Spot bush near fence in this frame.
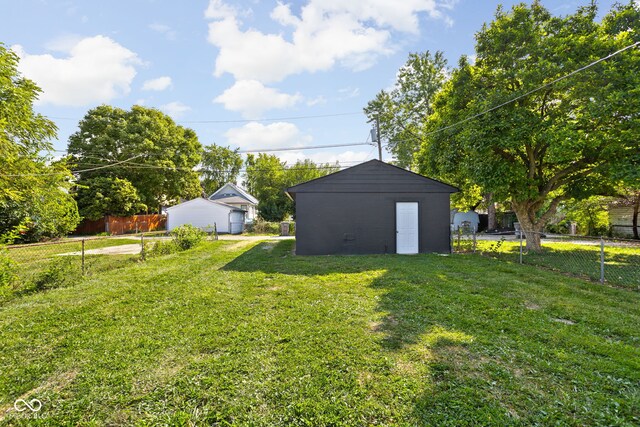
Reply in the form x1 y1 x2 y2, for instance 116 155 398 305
452 229 640 290
245 220 295 235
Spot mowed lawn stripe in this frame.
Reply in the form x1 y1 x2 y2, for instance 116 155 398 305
1 239 639 425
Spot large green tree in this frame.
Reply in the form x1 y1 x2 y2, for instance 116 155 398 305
364 51 448 168
244 155 339 221
418 2 640 250
68 105 202 212
200 145 243 196
75 177 146 221
244 154 288 221
0 44 80 242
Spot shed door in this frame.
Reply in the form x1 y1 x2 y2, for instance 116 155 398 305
396 202 419 254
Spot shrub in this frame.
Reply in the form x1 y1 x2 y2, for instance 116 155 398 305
246 220 280 235
33 257 79 291
0 249 17 298
171 224 206 250
145 240 179 258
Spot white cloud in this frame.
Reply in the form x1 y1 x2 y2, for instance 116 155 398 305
214 80 302 118
306 95 326 106
338 86 360 99
149 23 177 40
205 0 457 83
204 0 237 19
142 76 172 91
13 35 140 107
160 101 191 118
224 122 312 151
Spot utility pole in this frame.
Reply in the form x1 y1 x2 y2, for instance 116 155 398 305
369 116 382 161
375 116 382 161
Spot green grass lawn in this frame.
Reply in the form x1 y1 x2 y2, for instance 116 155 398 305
1 240 639 425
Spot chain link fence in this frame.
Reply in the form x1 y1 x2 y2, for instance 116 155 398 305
2 232 171 297
452 228 640 290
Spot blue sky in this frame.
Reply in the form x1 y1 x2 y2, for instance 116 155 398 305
2 0 621 166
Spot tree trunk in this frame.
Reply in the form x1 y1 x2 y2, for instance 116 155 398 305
486 193 497 230
511 201 545 252
633 194 639 240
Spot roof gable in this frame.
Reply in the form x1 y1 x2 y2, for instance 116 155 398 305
209 182 258 205
287 160 458 197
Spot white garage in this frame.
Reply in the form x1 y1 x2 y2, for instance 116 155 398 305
166 198 246 234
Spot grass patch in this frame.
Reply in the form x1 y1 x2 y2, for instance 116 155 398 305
1 240 639 425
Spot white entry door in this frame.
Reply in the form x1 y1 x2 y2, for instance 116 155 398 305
396 202 419 254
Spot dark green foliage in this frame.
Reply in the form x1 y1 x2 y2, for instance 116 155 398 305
0 44 80 242
244 155 338 221
200 145 243 196
364 51 448 168
417 2 640 250
68 105 202 211
75 176 146 220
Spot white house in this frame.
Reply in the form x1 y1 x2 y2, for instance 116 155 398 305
166 198 245 234
208 183 258 223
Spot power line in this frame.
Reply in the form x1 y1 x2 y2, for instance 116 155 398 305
52 141 375 156
238 142 373 153
421 41 640 138
47 111 364 124
2 158 369 177
0 154 145 177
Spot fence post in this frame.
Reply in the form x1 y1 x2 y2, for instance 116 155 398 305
457 227 461 252
519 230 523 264
600 237 605 285
81 238 86 276
472 228 477 253
141 233 145 258
214 222 218 240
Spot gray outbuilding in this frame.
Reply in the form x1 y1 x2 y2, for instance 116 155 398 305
286 159 458 255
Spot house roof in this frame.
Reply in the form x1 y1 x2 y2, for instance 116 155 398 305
209 182 258 205
286 159 459 199
212 195 254 205
166 197 246 212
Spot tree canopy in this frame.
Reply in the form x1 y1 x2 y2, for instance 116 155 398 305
0 44 80 242
68 105 202 212
244 155 339 221
417 2 640 249
75 177 146 221
200 145 243 196
364 51 448 168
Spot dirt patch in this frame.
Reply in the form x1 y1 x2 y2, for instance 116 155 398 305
525 302 541 310
552 318 576 325
222 240 256 252
261 242 277 251
59 244 141 256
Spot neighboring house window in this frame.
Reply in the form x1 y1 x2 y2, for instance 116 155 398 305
241 205 247 211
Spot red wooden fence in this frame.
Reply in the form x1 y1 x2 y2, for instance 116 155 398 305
74 214 166 235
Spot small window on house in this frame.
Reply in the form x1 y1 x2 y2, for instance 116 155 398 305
241 204 247 211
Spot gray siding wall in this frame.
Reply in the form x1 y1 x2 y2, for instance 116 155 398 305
295 192 451 255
